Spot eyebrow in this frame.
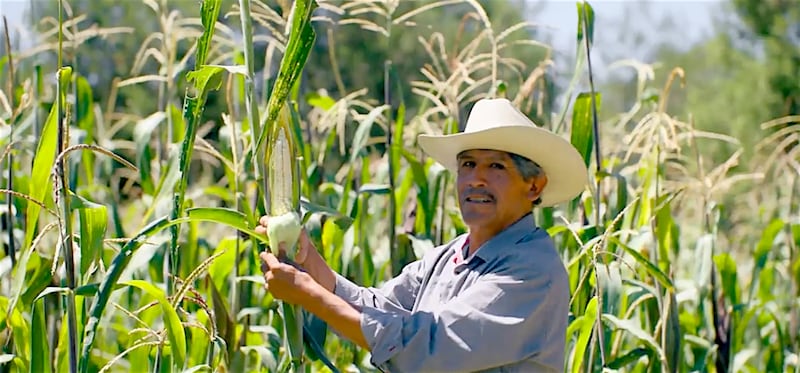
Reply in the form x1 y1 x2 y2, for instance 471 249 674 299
457 153 508 162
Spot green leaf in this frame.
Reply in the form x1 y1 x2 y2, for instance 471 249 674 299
208 275 235 360
133 112 167 195
75 75 96 185
655 195 677 269
205 64 248 76
358 183 392 195
72 193 108 284
281 302 304 371
570 92 600 168
662 291 682 372
570 295 597 373
255 0 318 152
120 280 186 369
195 0 222 68
602 314 665 363
185 65 226 100
349 105 389 164
80 216 175 373
300 198 354 230
0 296 31 370
609 236 674 290
30 300 51 373
305 92 336 111
183 365 212 373
302 315 338 372
596 262 622 316
185 207 266 242
75 283 101 297
713 253 739 306
606 348 650 369
754 218 782 271
576 1 595 49
11 79 61 317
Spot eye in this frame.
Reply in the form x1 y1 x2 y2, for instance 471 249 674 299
490 162 506 170
460 160 475 168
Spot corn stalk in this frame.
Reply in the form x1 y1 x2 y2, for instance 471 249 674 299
250 0 322 370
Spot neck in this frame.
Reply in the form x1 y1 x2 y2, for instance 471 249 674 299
466 212 531 255
465 231 493 256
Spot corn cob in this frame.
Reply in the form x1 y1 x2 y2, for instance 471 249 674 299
266 122 302 258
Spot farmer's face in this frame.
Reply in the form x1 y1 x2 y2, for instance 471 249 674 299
456 149 545 235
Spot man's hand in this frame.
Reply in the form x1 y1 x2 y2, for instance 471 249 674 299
254 215 314 265
260 246 314 305
260 245 370 350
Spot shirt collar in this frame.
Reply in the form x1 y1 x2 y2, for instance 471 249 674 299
455 212 538 264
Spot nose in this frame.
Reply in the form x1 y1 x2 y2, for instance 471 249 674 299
464 166 488 187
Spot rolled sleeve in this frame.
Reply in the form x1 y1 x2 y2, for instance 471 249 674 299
360 268 569 372
333 273 366 305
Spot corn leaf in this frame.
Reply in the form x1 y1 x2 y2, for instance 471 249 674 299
609 236 674 290
120 280 186 369
9 74 61 317
300 197 354 230
606 348 650 369
195 0 222 68
713 253 740 307
0 296 31 370
71 193 108 285
75 76 95 186
662 290 682 373
576 1 595 49
255 0 318 152
349 105 389 164
569 295 597 373
80 216 174 373
602 313 665 363
133 112 166 195
570 92 599 168
29 300 51 373
185 207 265 242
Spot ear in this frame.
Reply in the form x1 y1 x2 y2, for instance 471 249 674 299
527 174 548 202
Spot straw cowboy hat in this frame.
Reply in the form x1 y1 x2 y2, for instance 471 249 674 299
417 98 588 207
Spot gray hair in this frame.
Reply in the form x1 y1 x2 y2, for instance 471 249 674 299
508 153 545 206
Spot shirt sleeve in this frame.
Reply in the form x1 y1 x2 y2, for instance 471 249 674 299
360 267 569 372
333 258 424 314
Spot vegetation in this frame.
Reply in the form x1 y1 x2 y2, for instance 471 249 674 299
0 0 798 372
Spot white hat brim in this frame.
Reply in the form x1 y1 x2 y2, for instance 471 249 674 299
417 125 588 207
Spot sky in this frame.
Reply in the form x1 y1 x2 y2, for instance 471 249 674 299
526 0 724 80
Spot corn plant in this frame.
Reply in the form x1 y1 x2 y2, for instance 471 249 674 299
1 0 799 372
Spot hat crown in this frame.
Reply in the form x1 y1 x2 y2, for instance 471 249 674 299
464 98 538 133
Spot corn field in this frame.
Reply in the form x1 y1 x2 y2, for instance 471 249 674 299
0 0 798 372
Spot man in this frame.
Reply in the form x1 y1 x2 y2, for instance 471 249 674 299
256 98 588 372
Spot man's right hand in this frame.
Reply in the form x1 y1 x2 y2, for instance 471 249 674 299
254 215 337 293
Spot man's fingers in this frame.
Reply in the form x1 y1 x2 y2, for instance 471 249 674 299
254 226 266 235
259 255 269 273
260 251 281 270
259 215 270 227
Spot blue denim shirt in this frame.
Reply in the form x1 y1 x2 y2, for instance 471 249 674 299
333 213 570 372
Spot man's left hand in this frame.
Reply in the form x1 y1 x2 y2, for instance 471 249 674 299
260 246 315 305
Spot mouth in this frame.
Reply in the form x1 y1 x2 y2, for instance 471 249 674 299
465 195 494 204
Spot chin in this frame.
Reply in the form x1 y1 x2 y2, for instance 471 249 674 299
461 212 492 227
